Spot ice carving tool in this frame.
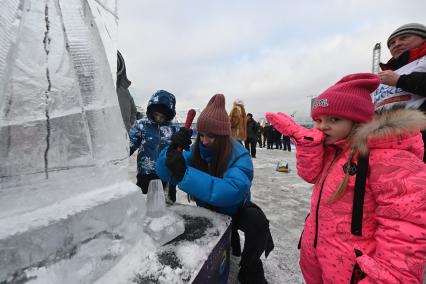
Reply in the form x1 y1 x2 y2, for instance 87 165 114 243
165 109 196 204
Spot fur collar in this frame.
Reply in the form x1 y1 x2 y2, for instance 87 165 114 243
353 109 426 156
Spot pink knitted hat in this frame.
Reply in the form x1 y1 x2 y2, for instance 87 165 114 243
311 73 379 123
197 94 231 136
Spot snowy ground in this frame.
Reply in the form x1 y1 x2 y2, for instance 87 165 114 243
129 146 312 283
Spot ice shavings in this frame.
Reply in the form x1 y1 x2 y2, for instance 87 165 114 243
143 213 185 246
176 243 208 270
148 214 179 232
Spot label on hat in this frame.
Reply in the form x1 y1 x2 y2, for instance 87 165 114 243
312 99 329 110
373 55 426 111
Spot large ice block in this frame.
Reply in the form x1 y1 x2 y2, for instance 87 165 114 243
0 0 127 211
0 0 141 282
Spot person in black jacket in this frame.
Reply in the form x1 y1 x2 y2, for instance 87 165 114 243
282 135 291 152
374 23 426 162
263 123 274 149
245 113 258 158
117 50 137 131
274 129 282 149
256 122 263 148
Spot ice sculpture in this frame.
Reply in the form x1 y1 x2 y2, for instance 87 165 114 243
143 180 185 245
0 0 144 282
146 179 168 217
0 0 127 215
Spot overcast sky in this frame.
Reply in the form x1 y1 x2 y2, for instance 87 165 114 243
117 1 425 121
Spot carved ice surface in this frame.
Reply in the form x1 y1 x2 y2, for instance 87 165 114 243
0 0 127 220
144 180 185 246
146 179 167 217
0 0 143 282
143 213 185 246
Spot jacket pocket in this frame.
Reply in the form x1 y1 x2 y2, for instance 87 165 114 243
350 249 366 284
297 213 310 249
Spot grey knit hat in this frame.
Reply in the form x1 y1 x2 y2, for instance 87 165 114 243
387 23 426 47
197 94 231 136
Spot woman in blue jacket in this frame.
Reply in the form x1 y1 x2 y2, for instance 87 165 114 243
156 94 274 284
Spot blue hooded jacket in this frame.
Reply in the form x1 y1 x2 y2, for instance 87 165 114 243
156 139 253 216
129 90 178 175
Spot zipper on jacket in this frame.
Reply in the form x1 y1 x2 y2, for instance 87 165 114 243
155 124 161 160
313 146 339 248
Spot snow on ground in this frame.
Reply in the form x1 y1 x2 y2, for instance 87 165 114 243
246 147 311 284
129 145 312 283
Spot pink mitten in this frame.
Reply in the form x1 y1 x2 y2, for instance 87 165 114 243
265 112 325 146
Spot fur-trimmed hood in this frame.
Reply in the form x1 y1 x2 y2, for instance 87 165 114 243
353 109 426 158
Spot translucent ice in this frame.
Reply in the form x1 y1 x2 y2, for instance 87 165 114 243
0 0 141 282
143 180 185 246
146 179 167 218
0 0 128 217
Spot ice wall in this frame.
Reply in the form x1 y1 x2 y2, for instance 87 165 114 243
0 0 143 282
0 0 127 216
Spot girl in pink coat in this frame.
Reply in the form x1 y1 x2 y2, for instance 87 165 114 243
266 73 426 283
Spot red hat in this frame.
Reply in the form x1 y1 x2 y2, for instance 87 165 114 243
311 73 379 123
197 94 231 136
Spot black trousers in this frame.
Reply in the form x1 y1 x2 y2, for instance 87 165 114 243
244 137 257 157
232 203 274 280
266 139 273 149
282 136 291 152
257 136 263 148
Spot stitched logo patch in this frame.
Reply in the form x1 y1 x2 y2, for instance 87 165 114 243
312 99 328 110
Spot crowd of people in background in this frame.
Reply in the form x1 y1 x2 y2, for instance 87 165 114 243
260 123 292 152
229 100 293 157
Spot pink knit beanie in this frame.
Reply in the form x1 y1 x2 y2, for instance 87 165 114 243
197 94 231 136
311 73 379 123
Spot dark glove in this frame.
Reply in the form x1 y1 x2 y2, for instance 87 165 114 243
166 147 187 181
136 173 158 194
171 127 193 150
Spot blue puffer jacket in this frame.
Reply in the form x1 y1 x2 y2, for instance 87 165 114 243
129 90 178 175
156 139 253 216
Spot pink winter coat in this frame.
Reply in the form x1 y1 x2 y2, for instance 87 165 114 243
297 109 426 283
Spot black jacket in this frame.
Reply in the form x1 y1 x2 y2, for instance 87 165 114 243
246 119 258 139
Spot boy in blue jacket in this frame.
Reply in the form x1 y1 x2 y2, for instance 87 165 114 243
129 90 178 202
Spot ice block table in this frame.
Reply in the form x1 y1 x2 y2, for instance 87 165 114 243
96 203 232 284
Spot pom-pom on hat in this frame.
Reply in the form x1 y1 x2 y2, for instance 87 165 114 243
387 23 426 47
197 94 231 136
311 73 379 123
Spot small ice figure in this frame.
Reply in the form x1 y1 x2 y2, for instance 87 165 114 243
146 179 167 217
143 180 185 246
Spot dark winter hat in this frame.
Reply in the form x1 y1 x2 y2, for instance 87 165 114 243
387 23 426 47
197 94 231 136
311 73 379 123
247 113 253 118
147 90 176 121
